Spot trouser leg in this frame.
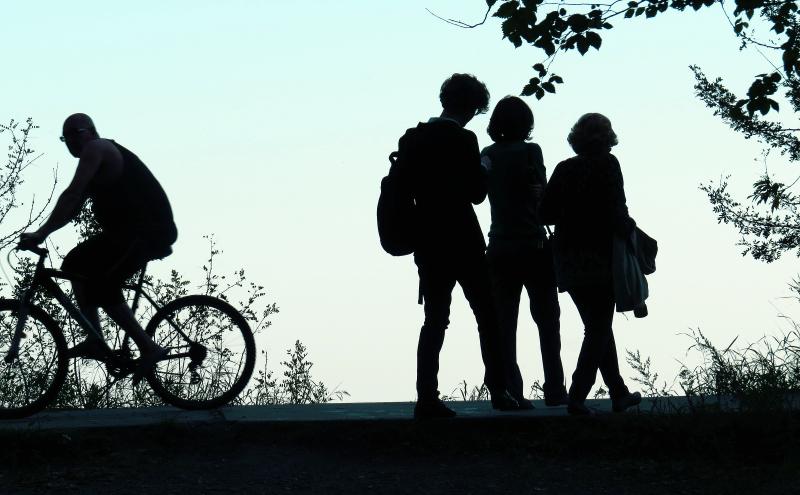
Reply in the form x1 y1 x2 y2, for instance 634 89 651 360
458 254 505 394
598 330 628 400
526 247 565 398
567 284 626 403
416 264 456 400
488 250 524 398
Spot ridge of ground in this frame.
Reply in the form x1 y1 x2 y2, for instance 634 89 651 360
1 400 798 494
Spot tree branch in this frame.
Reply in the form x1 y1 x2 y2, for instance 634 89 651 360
425 5 492 29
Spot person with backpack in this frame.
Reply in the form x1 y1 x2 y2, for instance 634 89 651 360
382 73 517 419
481 96 569 409
538 113 642 415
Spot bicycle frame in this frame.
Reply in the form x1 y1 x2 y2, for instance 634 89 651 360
5 247 114 362
6 248 141 361
0 246 254 414
5 246 199 368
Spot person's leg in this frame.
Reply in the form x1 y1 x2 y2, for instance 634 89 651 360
103 303 162 355
61 239 106 357
91 237 164 358
525 246 567 403
598 329 629 400
566 284 615 405
457 253 508 398
487 244 525 399
570 284 635 409
71 281 103 340
416 262 456 401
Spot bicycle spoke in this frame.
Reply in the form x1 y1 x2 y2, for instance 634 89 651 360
145 296 254 409
0 303 66 416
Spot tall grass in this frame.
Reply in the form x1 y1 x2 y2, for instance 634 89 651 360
444 325 800 414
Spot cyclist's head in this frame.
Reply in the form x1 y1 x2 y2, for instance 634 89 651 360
61 113 99 158
439 73 490 126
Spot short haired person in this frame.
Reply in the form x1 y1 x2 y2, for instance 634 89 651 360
538 113 641 414
397 74 517 419
19 114 177 381
481 96 569 409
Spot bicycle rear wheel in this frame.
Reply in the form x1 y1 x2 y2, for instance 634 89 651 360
145 295 255 409
0 299 68 419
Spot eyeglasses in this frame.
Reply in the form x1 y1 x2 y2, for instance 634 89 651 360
59 128 91 142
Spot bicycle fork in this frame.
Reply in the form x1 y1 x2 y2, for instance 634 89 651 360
4 295 31 364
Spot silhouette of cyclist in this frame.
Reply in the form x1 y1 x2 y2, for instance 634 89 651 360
19 113 177 380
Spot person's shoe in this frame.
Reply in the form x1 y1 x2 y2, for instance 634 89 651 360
544 390 570 407
491 390 519 411
66 339 107 361
414 396 456 419
567 401 596 416
513 396 535 410
131 346 169 386
611 391 642 413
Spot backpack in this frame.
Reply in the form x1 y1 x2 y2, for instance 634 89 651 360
377 148 416 256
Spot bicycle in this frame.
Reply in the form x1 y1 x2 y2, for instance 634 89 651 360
0 245 256 419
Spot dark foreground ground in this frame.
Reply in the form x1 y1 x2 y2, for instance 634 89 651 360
3 411 799 494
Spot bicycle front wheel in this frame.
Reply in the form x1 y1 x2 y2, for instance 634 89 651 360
145 295 255 409
0 299 68 419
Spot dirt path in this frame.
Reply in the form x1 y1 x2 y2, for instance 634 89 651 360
4 414 798 494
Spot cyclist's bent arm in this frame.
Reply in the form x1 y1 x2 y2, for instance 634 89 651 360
35 142 104 239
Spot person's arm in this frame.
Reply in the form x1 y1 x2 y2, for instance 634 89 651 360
480 145 493 172
609 154 636 236
528 143 546 200
466 132 487 205
537 160 567 225
26 141 104 242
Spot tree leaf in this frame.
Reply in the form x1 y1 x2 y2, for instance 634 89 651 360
586 31 602 49
567 14 590 33
576 36 590 55
522 82 538 97
494 1 519 18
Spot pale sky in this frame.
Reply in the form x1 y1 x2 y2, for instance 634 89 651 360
2 1 798 401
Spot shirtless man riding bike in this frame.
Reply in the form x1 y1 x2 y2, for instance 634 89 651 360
19 113 177 381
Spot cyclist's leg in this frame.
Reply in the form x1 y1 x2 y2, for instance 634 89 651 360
71 281 102 339
62 239 106 356
104 303 162 355
96 238 166 358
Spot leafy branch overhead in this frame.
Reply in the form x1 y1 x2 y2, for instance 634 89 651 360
446 0 800 111
427 0 800 261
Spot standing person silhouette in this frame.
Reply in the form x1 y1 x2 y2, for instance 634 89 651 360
397 74 517 419
19 113 177 382
538 113 641 414
482 96 569 409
